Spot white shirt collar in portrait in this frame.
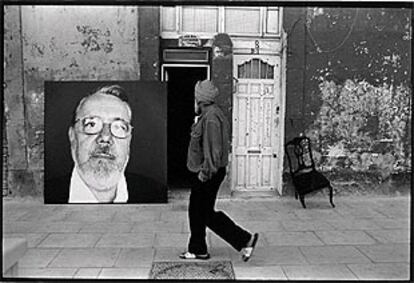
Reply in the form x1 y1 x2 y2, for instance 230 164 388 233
69 166 128 203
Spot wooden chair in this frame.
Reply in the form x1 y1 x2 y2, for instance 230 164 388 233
285 136 335 208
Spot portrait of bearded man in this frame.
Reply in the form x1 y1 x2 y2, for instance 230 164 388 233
45 84 166 204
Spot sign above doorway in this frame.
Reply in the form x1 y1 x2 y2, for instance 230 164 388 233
178 34 202 47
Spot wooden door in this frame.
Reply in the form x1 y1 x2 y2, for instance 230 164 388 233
232 55 283 194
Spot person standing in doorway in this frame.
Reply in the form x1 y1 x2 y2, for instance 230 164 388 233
179 80 258 261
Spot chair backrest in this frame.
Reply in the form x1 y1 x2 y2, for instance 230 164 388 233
285 136 316 176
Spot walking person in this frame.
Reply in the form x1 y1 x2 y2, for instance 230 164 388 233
179 80 258 261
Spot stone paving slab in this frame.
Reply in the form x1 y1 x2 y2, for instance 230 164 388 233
280 219 335 231
130 220 184 233
48 248 120 268
3 222 39 233
299 246 372 264
3 233 48 248
159 211 187 222
292 208 341 220
153 247 186 262
347 263 410 280
38 233 102 248
230 246 308 266
18 248 61 268
355 244 410 263
73 267 101 279
111 210 161 222
98 267 150 279
372 217 410 229
95 233 154 248
324 218 382 230
2 208 34 221
334 207 389 219
264 231 325 246
208 231 233 248
234 265 287 280
315 230 377 245
351 200 410 219
32 222 84 233
65 211 115 222
79 222 134 233
207 247 232 260
154 232 189 248
365 229 410 244
115 248 154 267
17 209 70 222
16 268 77 278
247 210 284 221
264 211 302 221
57 205 135 217
282 264 357 280
237 220 285 232
380 208 411 218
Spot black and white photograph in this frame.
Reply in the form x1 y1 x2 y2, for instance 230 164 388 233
2 2 411 280
44 81 168 204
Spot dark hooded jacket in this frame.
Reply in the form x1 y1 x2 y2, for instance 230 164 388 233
187 104 229 180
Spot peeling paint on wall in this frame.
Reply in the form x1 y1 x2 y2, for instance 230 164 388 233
20 5 140 171
76 25 114 53
284 7 411 194
305 79 411 179
306 8 411 86
3 6 140 197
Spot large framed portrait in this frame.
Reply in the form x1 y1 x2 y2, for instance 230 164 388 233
44 81 168 204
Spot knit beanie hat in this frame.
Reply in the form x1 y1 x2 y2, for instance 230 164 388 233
194 80 218 104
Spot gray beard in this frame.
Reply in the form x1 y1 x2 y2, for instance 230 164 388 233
78 158 124 192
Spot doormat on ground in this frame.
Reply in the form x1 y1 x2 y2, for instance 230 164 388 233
149 261 235 279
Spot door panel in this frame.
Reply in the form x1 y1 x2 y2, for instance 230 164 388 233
232 55 282 193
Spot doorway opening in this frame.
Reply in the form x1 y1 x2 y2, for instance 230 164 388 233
163 66 209 189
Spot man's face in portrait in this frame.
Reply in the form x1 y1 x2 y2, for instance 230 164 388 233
69 93 132 191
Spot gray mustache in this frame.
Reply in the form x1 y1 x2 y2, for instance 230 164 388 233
90 146 116 159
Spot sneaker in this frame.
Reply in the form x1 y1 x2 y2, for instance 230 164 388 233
179 251 210 260
241 233 259 262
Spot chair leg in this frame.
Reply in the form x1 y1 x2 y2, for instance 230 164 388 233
294 191 298 199
299 194 306 208
328 185 335 208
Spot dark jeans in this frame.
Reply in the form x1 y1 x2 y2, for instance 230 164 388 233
188 167 252 254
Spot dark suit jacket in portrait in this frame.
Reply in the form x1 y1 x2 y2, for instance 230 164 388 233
45 172 167 204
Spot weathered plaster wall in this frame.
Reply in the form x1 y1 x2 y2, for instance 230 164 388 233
4 6 140 197
138 6 160 80
283 7 412 195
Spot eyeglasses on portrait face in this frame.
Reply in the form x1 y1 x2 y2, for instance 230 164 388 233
74 116 133 139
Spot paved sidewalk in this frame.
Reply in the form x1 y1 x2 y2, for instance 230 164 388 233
2 195 411 280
